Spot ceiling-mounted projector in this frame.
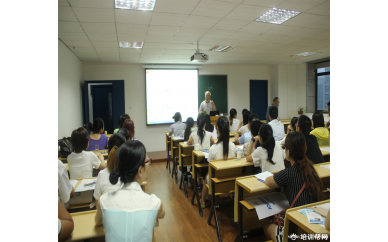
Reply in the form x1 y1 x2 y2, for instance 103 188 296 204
191 41 209 63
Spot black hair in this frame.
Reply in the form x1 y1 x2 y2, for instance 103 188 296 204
273 97 279 102
117 128 130 141
290 117 299 132
298 115 313 136
248 113 260 123
88 118 104 134
216 116 230 160
229 108 237 126
204 114 214 133
268 106 278 120
108 134 126 153
107 134 126 172
197 113 206 144
109 140 147 185
258 124 276 165
312 112 325 128
71 127 89 153
172 112 181 122
243 111 251 126
250 120 263 149
184 117 195 141
118 114 130 129
242 109 248 116
327 101 330 107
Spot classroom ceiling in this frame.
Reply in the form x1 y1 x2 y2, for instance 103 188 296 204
58 0 330 65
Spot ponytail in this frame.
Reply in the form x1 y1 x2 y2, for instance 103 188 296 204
107 146 119 173
229 108 237 126
197 114 206 144
216 116 230 160
89 118 104 134
184 117 194 141
258 124 276 165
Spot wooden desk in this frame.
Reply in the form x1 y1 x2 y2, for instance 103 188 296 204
230 131 237 137
283 200 330 240
211 116 220 127
166 132 172 173
191 150 206 216
170 136 184 183
235 162 330 241
68 178 96 210
179 142 194 197
66 210 158 242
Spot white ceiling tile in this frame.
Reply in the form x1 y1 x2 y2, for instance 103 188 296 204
241 41 267 48
142 42 170 48
115 9 153 24
238 22 273 33
306 16 329 30
212 18 252 31
58 6 78 22
119 48 143 55
250 34 280 42
286 28 323 38
166 43 196 50
87 33 118 42
72 47 97 54
98 53 120 58
312 47 329 52
95 48 119 53
175 27 209 37
63 40 94 48
306 39 329 48
202 29 235 38
116 23 149 34
197 38 223 45
153 0 200 14
270 36 303 44
281 13 328 28
162 49 193 54
308 30 329 40
121 59 140 63
79 57 101 62
72 8 115 22
75 52 100 59
117 34 146 42
217 39 247 46
68 0 114 8
100 57 121 62
182 15 222 28
241 0 285 7
159 54 182 59
276 0 326 12
59 32 89 41
227 31 260 40
80 22 116 34
59 0 70 6
120 53 141 59
288 38 322 46
147 25 180 36
145 35 173 43
139 53 160 58
150 13 189 26
170 36 199 44
225 4 271 21
92 42 119 48
141 48 165 53
262 25 301 35
215 0 245 3
191 0 239 18
58 21 84 33
305 0 330 15
198 44 215 50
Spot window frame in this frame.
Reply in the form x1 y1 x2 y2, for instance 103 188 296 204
315 68 330 112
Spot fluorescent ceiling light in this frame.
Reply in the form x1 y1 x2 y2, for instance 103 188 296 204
255 8 301 24
292 52 320 57
209 46 235 52
115 0 156 11
119 41 144 48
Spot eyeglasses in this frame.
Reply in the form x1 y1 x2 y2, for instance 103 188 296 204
145 157 151 165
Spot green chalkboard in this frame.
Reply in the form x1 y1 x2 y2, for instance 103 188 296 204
198 75 228 114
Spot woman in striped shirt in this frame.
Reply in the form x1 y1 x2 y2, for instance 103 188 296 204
263 132 323 242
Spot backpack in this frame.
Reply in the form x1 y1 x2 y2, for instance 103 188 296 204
58 137 73 158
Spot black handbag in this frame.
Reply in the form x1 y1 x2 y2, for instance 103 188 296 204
58 137 73 158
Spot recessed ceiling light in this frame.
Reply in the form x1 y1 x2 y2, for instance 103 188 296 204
115 0 156 11
292 52 320 57
255 8 301 24
119 41 144 48
209 46 235 52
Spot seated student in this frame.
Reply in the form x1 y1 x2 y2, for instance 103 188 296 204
297 115 324 164
122 119 139 141
114 114 130 134
310 112 330 147
237 109 249 131
87 118 108 151
95 141 165 241
229 108 240 132
94 134 126 203
268 106 285 141
58 200 74 242
235 113 260 145
280 117 299 145
246 123 285 173
199 116 236 208
169 112 185 137
204 114 217 140
117 128 130 141
187 113 215 149
238 111 251 135
58 160 75 208
325 101 330 132
67 127 106 179
183 117 195 142
263 132 323 242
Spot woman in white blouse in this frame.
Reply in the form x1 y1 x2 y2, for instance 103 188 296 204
187 113 215 149
95 141 165 241
229 108 240 132
93 133 126 203
246 122 285 174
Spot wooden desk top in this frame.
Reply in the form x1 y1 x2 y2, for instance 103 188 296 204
320 146 330 156
230 131 237 137
209 158 252 171
286 200 330 235
237 162 330 193
193 150 205 158
171 136 184 142
179 142 194 148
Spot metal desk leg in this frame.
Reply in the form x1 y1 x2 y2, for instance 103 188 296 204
195 165 203 217
209 167 222 242
238 185 244 242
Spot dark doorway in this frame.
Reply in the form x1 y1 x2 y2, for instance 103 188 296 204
91 85 113 133
249 80 268 121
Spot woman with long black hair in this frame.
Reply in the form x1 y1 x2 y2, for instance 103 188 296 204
187 113 214 149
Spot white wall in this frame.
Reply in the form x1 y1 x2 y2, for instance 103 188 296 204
83 63 271 152
58 40 84 139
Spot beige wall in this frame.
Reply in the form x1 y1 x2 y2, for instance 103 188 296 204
58 40 84 139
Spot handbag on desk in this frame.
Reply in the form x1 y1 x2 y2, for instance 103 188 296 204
273 182 306 228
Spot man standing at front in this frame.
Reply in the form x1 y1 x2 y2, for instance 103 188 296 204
199 91 217 114
266 97 280 123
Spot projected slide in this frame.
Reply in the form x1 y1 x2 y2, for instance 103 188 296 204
146 69 198 125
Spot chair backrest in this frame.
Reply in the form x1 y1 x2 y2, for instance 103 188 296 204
102 209 158 242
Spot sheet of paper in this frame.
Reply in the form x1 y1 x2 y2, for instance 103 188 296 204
298 208 326 225
184 141 194 146
254 171 274 183
315 203 330 211
305 208 324 224
236 145 243 151
320 164 330 169
320 147 330 152
75 179 96 192
70 180 78 187
172 136 183 140
245 192 289 219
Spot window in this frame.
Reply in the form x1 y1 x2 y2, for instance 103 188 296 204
316 67 330 112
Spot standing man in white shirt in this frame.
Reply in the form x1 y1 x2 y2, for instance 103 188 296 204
199 91 217 114
268 106 285 141
265 97 280 123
